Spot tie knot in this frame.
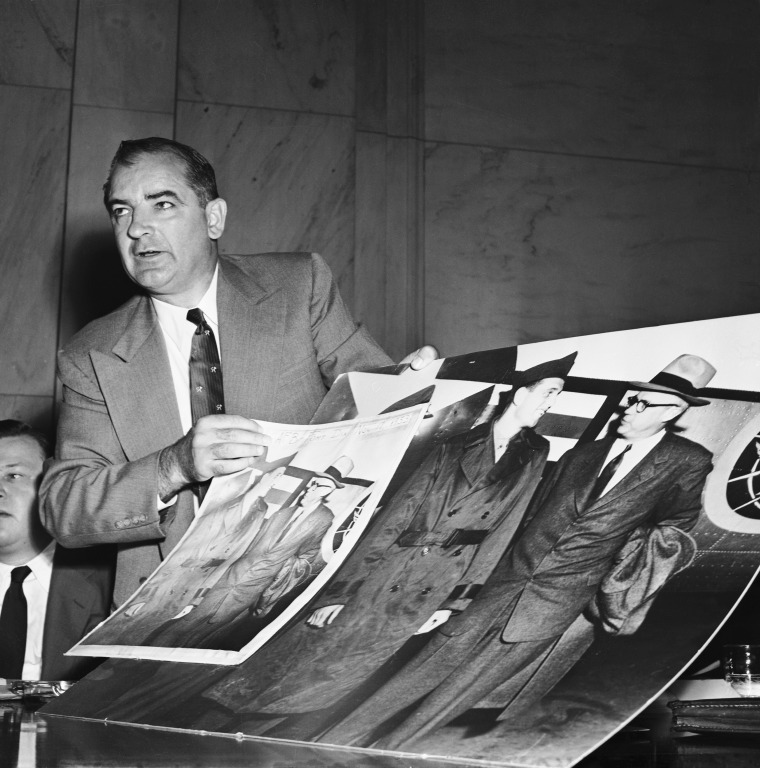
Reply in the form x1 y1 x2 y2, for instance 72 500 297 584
10 566 31 584
186 307 205 330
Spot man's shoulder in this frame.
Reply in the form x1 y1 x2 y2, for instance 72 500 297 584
220 252 327 286
61 295 144 359
661 431 713 463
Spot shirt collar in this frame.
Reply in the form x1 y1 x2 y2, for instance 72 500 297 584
0 540 55 587
613 428 667 456
151 264 220 330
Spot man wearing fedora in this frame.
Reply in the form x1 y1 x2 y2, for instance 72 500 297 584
197 352 577 737
324 354 716 749
144 457 352 650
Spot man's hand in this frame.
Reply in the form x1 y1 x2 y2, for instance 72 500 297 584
158 415 270 500
400 344 439 371
306 604 345 627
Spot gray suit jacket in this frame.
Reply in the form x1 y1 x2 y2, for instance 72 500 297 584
41 253 391 604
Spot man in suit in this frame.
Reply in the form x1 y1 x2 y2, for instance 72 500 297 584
39 137 433 606
198 353 577 737
322 354 716 749
0 420 113 681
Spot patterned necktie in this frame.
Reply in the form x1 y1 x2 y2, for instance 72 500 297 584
0 565 32 679
587 444 632 508
187 308 225 501
186 308 225 424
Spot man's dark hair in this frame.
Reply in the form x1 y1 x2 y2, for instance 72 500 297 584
102 137 220 209
0 420 50 458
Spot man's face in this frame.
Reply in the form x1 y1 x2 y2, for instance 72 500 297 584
512 377 565 428
616 390 687 441
0 436 45 563
302 478 337 506
107 153 226 307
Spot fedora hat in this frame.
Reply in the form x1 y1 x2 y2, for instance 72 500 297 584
511 352 578 389
312 455 354 488
629 354 716 406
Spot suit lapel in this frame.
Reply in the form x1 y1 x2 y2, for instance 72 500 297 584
593 432 670 508
91 296 183 460
573 435 617 513
218 258 285 421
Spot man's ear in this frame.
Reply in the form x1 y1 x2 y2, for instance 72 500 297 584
205 198 227 240
511 386 527 406
663 402 688 425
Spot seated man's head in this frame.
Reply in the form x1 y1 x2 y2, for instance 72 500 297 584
0 420 51 566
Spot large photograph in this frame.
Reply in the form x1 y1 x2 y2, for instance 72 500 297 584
46 313 760 768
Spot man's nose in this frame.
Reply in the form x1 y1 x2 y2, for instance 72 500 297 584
127 209 153 239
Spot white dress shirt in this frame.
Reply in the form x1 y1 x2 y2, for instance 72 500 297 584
151 266 221 435
597 430 667 497
0 541 56 680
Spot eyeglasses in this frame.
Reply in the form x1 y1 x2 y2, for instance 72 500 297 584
625 396 675 413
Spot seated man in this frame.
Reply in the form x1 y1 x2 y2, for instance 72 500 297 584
0 420 113 681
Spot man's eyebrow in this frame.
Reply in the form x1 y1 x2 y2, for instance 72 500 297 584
145 190 182 202
107 190 182 209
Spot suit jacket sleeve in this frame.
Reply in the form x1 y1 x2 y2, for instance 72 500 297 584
40 347 167 548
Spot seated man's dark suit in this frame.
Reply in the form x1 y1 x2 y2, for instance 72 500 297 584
40 253 391 605
41 545 114 680
324 430 712 749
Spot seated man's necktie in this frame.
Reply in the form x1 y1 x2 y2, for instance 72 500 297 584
0 565 32 679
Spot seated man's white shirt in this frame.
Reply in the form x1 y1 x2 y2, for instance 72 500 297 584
151 267 220 513
0 541 55 680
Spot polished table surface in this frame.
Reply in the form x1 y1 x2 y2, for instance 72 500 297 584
3 696 760 768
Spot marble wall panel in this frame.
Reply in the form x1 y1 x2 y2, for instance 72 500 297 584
74 0 178 112
0 0 76 89
0 396 55 440
176 102 356 304
424 0 760 169
60 106 175 343
0 85 69 397
424 143 760 356
178 0 354 116
355 132 424 359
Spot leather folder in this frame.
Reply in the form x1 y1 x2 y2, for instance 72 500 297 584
668 698 760 734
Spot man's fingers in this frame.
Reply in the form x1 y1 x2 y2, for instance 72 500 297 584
205 439 269 460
